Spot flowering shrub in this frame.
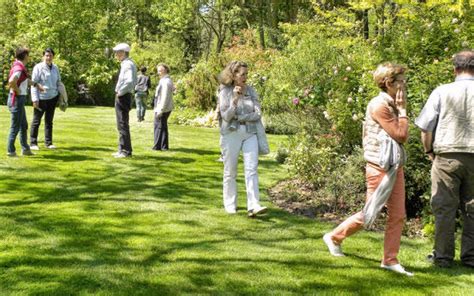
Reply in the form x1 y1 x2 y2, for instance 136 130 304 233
266 3 472 228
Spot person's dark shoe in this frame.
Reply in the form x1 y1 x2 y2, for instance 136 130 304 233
427 252 453 268
22 149 35 156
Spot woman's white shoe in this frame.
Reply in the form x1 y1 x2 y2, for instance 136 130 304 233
380 263 414 276
323 233 345 257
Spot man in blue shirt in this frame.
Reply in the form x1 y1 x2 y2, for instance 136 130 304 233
30 48 61 150
112 43 137 158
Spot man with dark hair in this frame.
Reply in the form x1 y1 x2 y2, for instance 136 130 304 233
134 66 151 122
415 50 474 268
7 47 44 157
112 43 137 158
30 47 61 150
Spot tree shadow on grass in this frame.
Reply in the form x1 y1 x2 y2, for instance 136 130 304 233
0 142 472 294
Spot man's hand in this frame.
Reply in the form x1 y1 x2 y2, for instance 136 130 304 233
33 101 39 109
36 84 45 92
427 152 435 162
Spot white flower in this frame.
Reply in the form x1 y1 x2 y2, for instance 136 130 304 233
433 59 439 64
427 22 433 29
452 18 459 24
462 41 469 47
323 111 331 120
444 47 449 52
347 97 353 103
352 114 359 121
404 31 410 36
334 69 338 75
346 66 352 72
358 87 364 93
454 28 460 34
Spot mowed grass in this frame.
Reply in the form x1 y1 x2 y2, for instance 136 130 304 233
0 106 472 295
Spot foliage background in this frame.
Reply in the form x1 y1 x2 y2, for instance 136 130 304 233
1 0 473 233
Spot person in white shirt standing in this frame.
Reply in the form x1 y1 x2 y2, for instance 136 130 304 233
152 63 174 151
218 61 267 217
112 43 137 158
7 47 44 157
30 48 61 150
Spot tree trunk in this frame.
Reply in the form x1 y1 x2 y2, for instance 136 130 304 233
355 9 369 39
258 0 266 48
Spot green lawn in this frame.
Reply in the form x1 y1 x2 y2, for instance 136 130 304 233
0 106 472 295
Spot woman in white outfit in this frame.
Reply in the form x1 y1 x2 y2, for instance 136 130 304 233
218 61 267 217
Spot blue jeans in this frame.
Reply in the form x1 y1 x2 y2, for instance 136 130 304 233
7 94 30 153
135 92 147 121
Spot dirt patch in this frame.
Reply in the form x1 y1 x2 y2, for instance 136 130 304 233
268 179 424 238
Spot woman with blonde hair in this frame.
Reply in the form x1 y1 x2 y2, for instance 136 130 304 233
323 63 413 276
218 61 267 217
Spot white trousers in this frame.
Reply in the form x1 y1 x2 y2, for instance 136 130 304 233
221 125 260 212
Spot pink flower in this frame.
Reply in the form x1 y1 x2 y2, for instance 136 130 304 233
292 97 300 105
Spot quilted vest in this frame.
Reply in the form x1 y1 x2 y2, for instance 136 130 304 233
363 92 398 165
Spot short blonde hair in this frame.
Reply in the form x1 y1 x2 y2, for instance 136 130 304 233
218 61 248 86
373 63 406 91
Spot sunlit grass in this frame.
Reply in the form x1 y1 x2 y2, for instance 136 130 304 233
0 106 472 295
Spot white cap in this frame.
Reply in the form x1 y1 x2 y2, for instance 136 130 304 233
113 43 131 52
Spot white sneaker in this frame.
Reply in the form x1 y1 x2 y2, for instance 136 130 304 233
323 233 345 257
30 145 40 151
114 152 130 158
248 206 268 217
47 145 56 149
380 263 414 277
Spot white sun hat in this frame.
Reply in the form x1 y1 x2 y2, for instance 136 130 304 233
113 43 131 52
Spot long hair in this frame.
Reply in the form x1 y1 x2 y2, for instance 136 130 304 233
218 61 248 86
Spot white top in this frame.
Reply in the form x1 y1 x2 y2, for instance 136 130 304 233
10 71 29 95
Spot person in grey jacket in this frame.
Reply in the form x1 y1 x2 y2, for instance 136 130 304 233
153 63 174 151
30 48 61 150
415 50 474 268
112 43 137 158
218 61 267 217
135 66 151 122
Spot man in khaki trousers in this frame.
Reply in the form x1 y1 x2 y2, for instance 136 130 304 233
415 50 474 268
